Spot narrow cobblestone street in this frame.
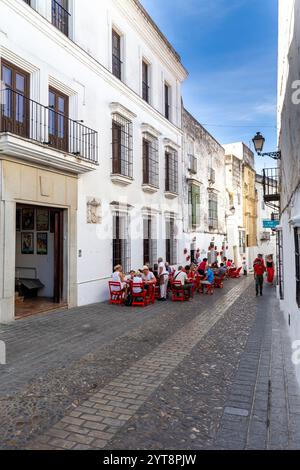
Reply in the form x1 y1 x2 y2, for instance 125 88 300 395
0 276 299 450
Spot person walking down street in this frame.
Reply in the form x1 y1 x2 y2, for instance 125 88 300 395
266 255 275 286
242 257 248 276
157 257 169 301
253 254 266 297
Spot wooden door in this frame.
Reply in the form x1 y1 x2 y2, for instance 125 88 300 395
1 60 30 137
49 87 69 152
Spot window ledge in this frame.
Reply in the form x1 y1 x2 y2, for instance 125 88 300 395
111 174 134 186
142 184 159 194
165 191 178 199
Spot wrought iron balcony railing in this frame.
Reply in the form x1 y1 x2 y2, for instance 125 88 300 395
0 88 98 164
262 168 280 211
52 0 70 37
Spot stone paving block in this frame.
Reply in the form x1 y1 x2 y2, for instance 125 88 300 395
80 414 106 423
48 438 75 450
65 425 90 436
82 421 107 431
92 439 107 449
61 416 85 427
68 434 94 445
45 428 70 439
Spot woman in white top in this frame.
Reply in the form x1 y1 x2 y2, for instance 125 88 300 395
111 265 126 292
157 257 169 301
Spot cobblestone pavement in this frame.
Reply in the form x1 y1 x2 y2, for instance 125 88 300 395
1 276 299 450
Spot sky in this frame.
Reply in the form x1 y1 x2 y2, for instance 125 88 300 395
140 0 278 172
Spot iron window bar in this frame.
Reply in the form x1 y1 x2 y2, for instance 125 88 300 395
142 81 150 103
52 0 70 37
112 54 122 80
0 88 98 164
143 137 159 188
262 168 280 211
165 149 178 194
112 113 133 178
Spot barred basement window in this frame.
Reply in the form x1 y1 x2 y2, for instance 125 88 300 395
113 211 130 273
143 216 157 267
188 184 200 229
112 114 133 178
166 218 177 265
112 30 122 80
208 192 218 230
143 137 159 188
165 149 178 193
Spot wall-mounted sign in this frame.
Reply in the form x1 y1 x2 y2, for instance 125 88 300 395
263 220 280 229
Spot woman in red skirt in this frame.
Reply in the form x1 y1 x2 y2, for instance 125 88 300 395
266 255 275 286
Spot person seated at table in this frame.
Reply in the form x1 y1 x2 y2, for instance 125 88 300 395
217 263 227 277
188 264 197 279
126 270 136 282
226 259 232 268
173 266 193 299
111 265 127 292
211 262 219 269
142 265 156 288
200 266 214 293
198 258 208 275
132 272 143 294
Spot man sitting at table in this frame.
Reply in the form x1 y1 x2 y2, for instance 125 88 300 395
111 265 127 292
142 266 156 289
173 266 193 299
132 272 143 294
217 263 227 277
200 266 215 293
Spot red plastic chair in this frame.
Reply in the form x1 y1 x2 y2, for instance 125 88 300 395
231 267 242 278
171 280 186 302
214 275 225 289
108 281 124 305
132 283 148 307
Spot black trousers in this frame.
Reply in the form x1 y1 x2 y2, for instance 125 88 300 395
255 275 264 295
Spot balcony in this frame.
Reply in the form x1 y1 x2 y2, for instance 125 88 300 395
262 168 280 211
52 0 70 37
0 88 98 174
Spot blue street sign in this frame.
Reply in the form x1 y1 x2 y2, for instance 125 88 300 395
263 220 280 229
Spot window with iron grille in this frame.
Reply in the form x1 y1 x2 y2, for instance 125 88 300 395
277 229 284 300
143 136 159 188
239 230 246 254
142 61 150 103
112 211 130 273
52 0 70 37
165 149 178 194
112 114 133 178
143 216 157 267
112 30 122 80
295 228 300 307
166 218 177 265
188 184 200 229
164 83 170 120
208 192 218 230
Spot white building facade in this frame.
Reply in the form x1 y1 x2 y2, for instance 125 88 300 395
182 109 227 265
223 142 257 269
0 0 187 322
277 0 300 385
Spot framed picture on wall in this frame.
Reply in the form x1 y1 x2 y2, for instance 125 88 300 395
16 209 21 231
21 232 34 255
37 233 48 255
22 208 35 230
36 208 49 231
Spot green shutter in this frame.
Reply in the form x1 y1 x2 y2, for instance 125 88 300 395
191 185 200 228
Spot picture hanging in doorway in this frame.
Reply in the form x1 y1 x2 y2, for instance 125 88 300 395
16 209 21 231
36 208 49 231
37 233 48 255
21 232 34 254
22 208 35 230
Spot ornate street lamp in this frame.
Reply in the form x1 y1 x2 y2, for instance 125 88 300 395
252 132 281 160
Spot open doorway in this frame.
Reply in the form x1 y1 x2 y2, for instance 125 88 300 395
15 204 67 319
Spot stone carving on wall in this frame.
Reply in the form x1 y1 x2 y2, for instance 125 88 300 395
87 197 101 224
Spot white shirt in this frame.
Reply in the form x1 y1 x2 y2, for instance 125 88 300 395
111 271 123 291
142 272 155 282
132 276 143 293
174 270 187 286
158 262 168 276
